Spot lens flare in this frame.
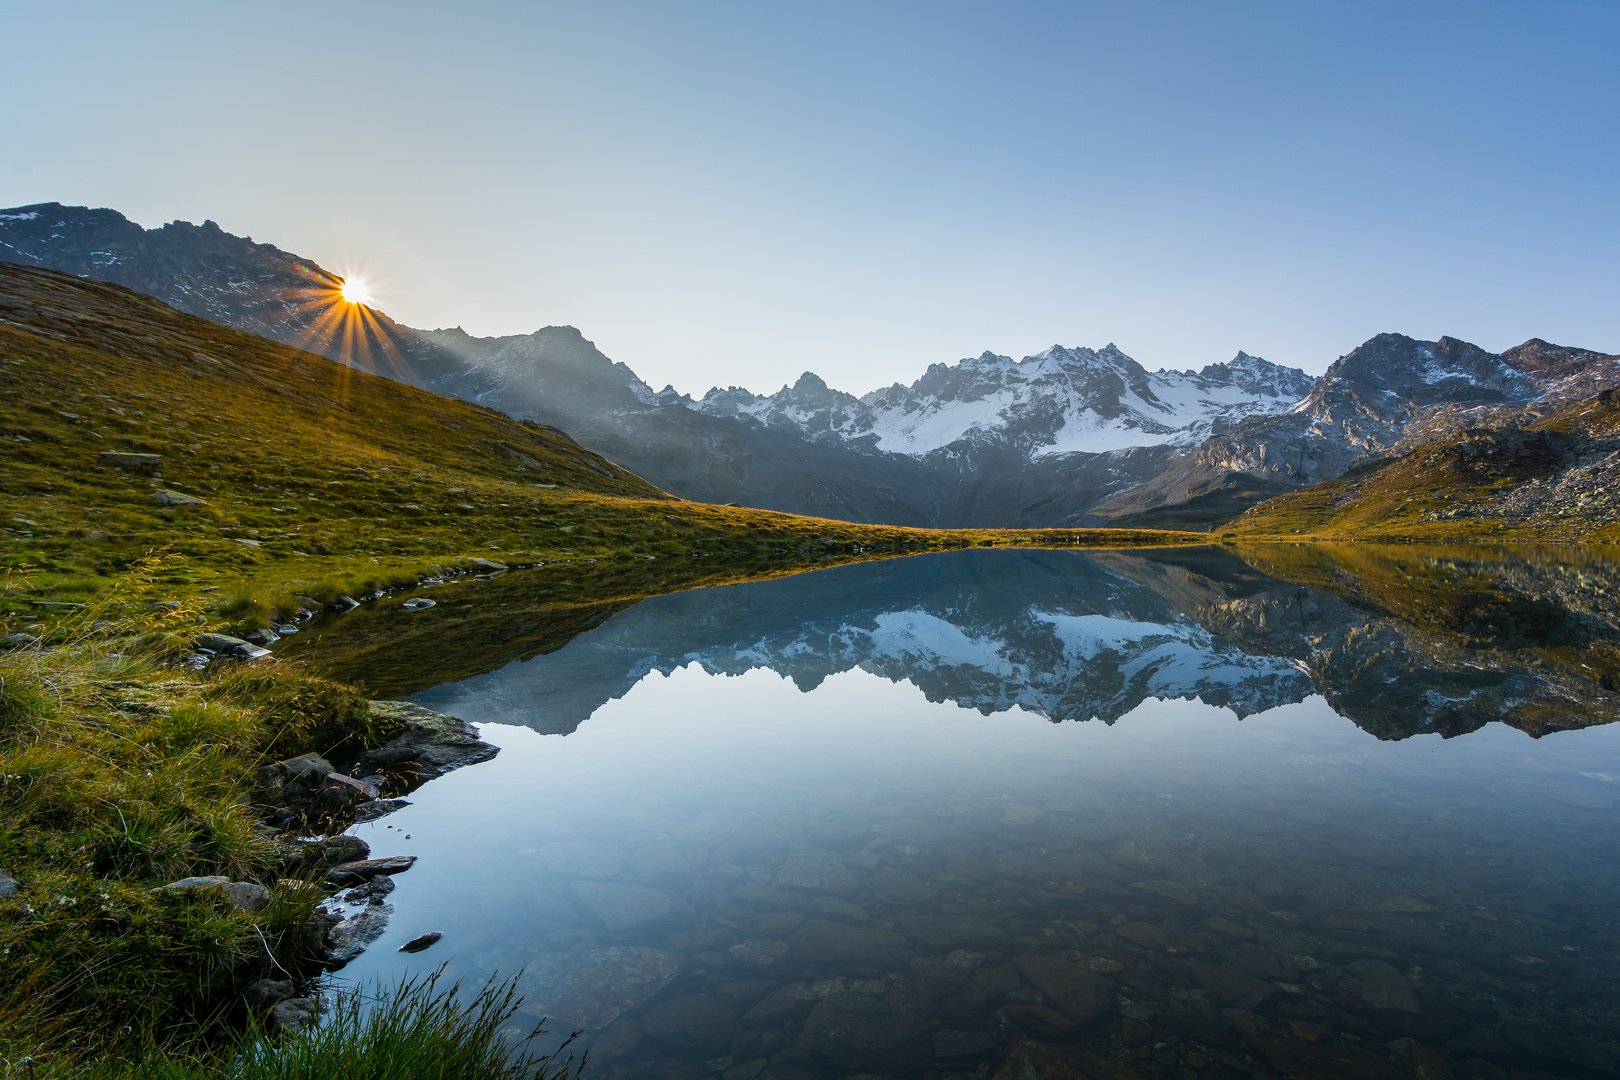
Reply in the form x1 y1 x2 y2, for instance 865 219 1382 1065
340 278 371 306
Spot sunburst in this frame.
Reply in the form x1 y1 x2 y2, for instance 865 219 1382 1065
263 264 419 395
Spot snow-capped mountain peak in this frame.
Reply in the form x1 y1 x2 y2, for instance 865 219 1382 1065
691 343 1314 459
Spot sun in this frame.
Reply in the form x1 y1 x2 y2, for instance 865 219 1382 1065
339 278 371 306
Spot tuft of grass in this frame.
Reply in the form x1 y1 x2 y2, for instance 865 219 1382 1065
12 970 584 1080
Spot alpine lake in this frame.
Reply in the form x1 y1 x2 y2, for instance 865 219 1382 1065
278 544 1620 1080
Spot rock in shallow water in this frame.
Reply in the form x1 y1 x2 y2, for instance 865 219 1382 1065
641 993 738 1053
788 920 908 970
796 991 933 1074
518 945 685 1029
568 880 690 933
775 846 858 894
327 904 394 964
1014 954 1113 1025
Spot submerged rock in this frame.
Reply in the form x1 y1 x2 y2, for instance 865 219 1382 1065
568 880 690 933
796 991 932 1074
1014 954 1113 1025
775 846 858 894
787 920 908 970
518 946 685 1030
641 993 738 1053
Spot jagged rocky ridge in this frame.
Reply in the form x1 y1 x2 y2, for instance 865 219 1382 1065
9 203 1617 529
1096 334 1620 529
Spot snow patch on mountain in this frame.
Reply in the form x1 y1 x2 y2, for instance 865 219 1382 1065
691 344 1314 460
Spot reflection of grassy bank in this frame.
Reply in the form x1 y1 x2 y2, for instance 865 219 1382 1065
1231 541 1620 704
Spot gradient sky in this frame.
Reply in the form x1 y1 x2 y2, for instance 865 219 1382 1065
4 2 1617 395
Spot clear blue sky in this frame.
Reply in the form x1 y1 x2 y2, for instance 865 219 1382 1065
4 1 1617 394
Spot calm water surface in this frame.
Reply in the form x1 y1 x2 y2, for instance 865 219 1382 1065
321 547 1620 1080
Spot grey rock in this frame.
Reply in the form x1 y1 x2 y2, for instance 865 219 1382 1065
85 529 110 542
319 772 380 807
1014 954 1113 1025
242 627 279 646
517 945 685 1030
310 834 369 864
151 875 231 894
899 913 1009 947
0 869 19 898
193 632 269 660
1163 999 1234 1045
869 868 938 906
787 920 908 970
271 623 299 634
326 856 417 884
353 798 412 823
152 488 206 507
729 938 791 967
740 982 822 1026
399 931 443 953
243 979 296 1009
932 1029 997 1059
568 880 689 933
813 895 869 922
541 927 600 953
775 847 857 894
641 993 738 1053
344 875 397 905
261 752 335 798
98 451 162 470
221 882 271 913
401 597 436 610
756 910 805 936
355 701 499 788
1186 961 1275 1011
327 903 394 963
269 997 318 1032
0 633 40 649
714 979 779 1011
796 992 932 1074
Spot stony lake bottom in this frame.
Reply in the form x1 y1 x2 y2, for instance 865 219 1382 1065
293 546 1620 1080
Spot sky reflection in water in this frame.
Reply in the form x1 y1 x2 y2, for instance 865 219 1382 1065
333 549 1620 1080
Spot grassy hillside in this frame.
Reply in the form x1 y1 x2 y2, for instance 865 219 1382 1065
0 263 1203 635
1227 390 1620 543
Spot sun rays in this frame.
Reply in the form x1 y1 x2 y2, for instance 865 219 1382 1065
267 263 419 398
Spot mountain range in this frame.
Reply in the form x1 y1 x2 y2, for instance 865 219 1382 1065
5 202 1617 529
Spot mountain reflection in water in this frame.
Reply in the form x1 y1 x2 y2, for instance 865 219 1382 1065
406 545 1620 742
320 546 1620 1080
